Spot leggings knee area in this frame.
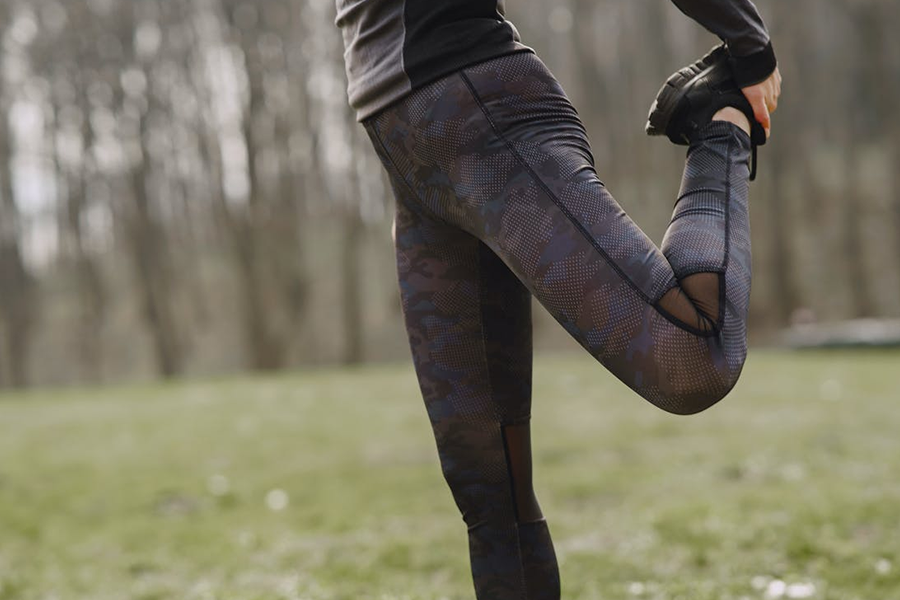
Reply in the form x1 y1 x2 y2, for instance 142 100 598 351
439 422 543 528
660 366 742 415
501 422 543 524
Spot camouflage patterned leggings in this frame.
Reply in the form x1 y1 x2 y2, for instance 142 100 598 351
364 51 753 600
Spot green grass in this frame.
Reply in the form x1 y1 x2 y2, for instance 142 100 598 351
1 350 899 600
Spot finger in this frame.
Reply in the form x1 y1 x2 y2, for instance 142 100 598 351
753 102 772 138
754 100 771 137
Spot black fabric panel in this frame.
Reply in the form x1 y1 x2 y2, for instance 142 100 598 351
402 0 530 89
730 41 777 88
477 241 533 425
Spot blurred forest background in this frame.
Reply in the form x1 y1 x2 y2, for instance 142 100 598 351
0 0 897 388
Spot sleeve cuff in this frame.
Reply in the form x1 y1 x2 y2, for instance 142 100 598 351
728 41 777 88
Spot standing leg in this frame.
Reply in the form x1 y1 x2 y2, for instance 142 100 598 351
388 182 560 599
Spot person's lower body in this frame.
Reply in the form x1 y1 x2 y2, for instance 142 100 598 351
363 50 753 600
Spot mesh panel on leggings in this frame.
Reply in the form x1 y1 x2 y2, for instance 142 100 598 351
657 273 721 333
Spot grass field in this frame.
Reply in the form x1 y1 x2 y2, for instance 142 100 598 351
1 350 899 600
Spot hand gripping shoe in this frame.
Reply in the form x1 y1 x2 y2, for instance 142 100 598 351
646 45 767 180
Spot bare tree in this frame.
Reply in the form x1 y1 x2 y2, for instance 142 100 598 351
0 6 39 387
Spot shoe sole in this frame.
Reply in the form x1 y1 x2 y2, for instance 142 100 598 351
646 59 721 142
644 46 724 144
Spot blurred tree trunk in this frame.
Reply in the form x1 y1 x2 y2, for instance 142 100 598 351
572 0 618 175
272 99 308 358
865 1 900 311
240 75 286 370
842 164 874 318
104 2 186 378
842 2 877 318
340 199 364 365
0 90 37 388
228 5 287 370
766 141 798 324
765 0 798 325
57 88 106 382
128 118 184 377
129 62 184 376
893 8 900 311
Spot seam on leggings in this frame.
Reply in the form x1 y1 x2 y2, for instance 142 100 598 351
498 423 529 600
498 425 521 522
718 133 734 329
675 265 727 279
481 249 528 599
475 243 502 425
717 272 727 331
669 206 726 223
459 70 717 339
466 520 488 532
366 123 452 226
674 187 724 207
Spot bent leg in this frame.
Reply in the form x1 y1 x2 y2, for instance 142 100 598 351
367 52 753 415
386 185 560 599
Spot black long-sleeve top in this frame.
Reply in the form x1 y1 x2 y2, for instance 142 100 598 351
336 0 776 120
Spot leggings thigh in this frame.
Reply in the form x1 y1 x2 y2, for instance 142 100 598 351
364 51 753 599
367 51 753 415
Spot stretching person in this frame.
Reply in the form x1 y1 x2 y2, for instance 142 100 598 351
335 1 781 598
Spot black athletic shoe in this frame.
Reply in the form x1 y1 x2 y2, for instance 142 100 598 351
646 45 766 180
